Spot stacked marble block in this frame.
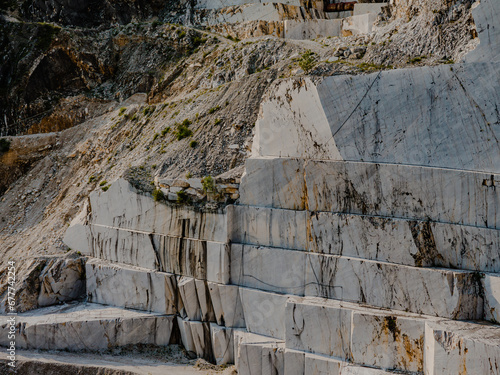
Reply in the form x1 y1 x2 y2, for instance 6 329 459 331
64 178 246 363
230 156 500 374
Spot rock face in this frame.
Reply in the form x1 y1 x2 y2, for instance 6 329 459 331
47 1 500 374
0 0 499 374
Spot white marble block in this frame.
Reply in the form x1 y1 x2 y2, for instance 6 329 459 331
206 242 230 284
285 297 351 360
425 320 500 375
483 273 500 323
207 282 246 328
231 205 308 250
304 161 500 229
88 225 158 269
308 212 500 272
304 353 341 375
284 349 305 375
305 253 483 319
239 158 306 210
210 323 239 365
0 303 174 351
239 287 288 339
178 276 202 321
231 244 306 295
86 259 177 314
285 19 342 40
195 279 216 322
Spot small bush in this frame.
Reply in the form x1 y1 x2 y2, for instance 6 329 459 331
152 189 165 201
161 127 171 136
101 185 110 192
299 50 317 73
177 29 186 38
153 133 160 141
0 138 11 152
186 171 193 179
175 123 193 140
190 140 198 148
88 175 96 183
208 105 220 114
182 119 192 126
214 118 222 125
176 190 190 203
99 180 108 187
119 107 127 116
202 176 216 195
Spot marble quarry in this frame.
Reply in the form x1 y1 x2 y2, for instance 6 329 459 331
1 0 498 374
194 1 389 40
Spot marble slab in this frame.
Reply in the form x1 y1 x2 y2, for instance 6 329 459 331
86 259 178 314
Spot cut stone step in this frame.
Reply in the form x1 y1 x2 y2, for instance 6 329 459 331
0 303 175 351
86 258 178 314
231 205 500 272
286 296 500 374
0 349 214 375
231 244 484 319
239 158 500 229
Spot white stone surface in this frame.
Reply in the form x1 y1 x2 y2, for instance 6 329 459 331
305 253 483 319
308 212 500 272
195 279 216 322
206 242 230 284
351 313 424 373
178 276 202 321
252 78 342 160
86 259 177 314
239 157 306 210
353 3 388 17
210 323 238 365
285 297 351 359
231 244 306 295
88 225 158 269
304 161 500 229
195 0 301 10
250 0 500 173
87 179 228 241
239 287 288 339
177 316 196 353
425 320 500 375
207 282 246 328
234 331 285 375
189 321 214 361
342 13 378 35
285 19 342 39
153 236 207 279
231 205 308 250
483 273 500 323
0 303 174 351
284 349 305 375
304 353 341 375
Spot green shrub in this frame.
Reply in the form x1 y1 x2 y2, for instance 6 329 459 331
101 185 110 192
182 119 192 126
202 176 216 194
153 133 160 141
208 105 220 114
0 138 11 152
176 190 190 203
214 118 222 125
190 140 198 148
119 107 127 116
299 50 317 73
99 180 108 187
175 123 193 140
152 189 165 201
161 127 171 136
